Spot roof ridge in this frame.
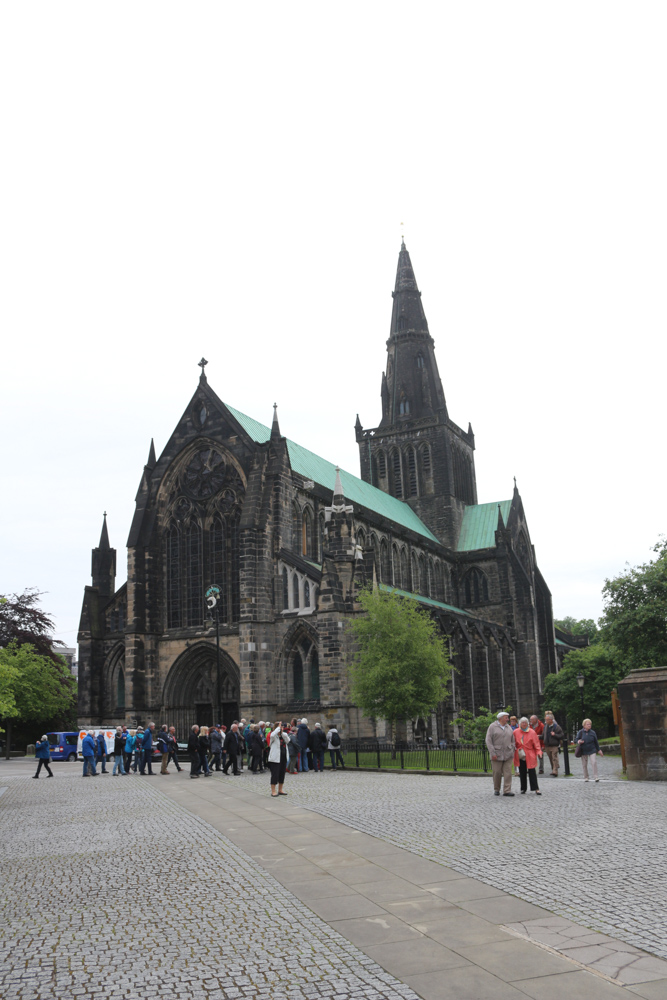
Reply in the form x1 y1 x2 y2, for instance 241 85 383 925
224 402 439 544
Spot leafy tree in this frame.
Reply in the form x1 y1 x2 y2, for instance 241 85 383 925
0 642 76 757
453 705 514 746
542 644 625 736
348 588 451 742
599 539 667 669
554 617 599 644
0 589 62 661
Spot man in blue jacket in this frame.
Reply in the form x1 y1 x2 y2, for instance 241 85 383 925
140 722 156 774
297 719 310 772
96 730 109 774
81 731 98 777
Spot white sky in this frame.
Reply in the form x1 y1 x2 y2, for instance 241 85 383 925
2 2 666 647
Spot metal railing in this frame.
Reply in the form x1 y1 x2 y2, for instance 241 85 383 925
341 740 491 773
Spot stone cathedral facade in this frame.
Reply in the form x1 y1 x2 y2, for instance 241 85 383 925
78 243 575 737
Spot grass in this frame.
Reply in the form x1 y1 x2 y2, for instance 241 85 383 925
347 748 489 773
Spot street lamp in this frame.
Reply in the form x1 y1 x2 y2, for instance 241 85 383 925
576 672 585 724
205 585 223 727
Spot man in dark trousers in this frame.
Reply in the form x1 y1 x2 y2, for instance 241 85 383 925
223 723 241 775
187 725 201 779
140 722 156 774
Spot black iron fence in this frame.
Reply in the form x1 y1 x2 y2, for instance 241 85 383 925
341 740 492 773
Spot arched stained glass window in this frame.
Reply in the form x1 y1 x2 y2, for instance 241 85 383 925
310 649 320 701
230 509 241 624
422 445 431 474
302 508 313 558
292 573 300 608
400 549 408 590
209 517 228 623
381 538 390 584
167 526 182 628
293 652 304 700
282 567 289 610
304 580 310 607
464 568 489 605
408 449 418 497
117 668 125 709
186 523 203 626
378 451 387 479
416 352 424 368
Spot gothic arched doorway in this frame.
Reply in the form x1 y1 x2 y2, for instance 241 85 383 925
162 642 240 734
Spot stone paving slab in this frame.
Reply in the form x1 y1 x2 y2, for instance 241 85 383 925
235 762 667 961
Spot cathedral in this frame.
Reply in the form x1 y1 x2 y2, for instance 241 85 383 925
78 242 575 738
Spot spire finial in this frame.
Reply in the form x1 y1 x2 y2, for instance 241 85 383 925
400 220 405 247
333 465 344 502
198 357 208 381
147 438 156 469
270 402 281 441
99 512 110 550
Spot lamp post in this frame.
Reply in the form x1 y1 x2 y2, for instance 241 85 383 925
205 585 223 727
576 672 585 727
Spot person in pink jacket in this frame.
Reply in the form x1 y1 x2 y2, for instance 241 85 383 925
514 717 543 795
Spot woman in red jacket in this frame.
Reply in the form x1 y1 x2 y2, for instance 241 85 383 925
514 717 543 795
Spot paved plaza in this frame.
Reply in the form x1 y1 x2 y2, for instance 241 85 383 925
244 756 667 963
1 757 667 1000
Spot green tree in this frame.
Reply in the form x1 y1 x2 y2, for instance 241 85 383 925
599 539 667 669
542 644 625 736
0 642 77 757
554 617 600 644
453 705 514 747
347 588 451 741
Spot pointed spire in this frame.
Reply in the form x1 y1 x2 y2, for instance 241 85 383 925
333 466 344 503
355 413 362 430
146 438 156 469
497 503 505 530
394 241 419 293
99 512 110 550
270 402 281 442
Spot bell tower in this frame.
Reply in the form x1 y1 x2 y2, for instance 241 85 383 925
356 241 477 548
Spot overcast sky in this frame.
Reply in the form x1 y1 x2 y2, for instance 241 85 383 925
2 2 666 648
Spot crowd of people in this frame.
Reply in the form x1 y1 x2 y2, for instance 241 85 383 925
32 718 346 786
485 710 604 796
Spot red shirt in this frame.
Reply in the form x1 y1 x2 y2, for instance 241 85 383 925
531 720 545 744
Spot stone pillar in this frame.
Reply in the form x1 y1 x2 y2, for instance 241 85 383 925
618 667 667 781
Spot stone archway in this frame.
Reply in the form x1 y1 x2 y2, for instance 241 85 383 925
162 642 240 735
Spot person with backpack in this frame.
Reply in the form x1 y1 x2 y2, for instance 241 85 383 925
327 726 345 769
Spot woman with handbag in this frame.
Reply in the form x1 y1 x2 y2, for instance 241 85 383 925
576 719 603 781
514 717 542 795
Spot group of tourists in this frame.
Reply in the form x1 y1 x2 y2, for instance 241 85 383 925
186 717 345 790
486 710 604 796
33 717 346 784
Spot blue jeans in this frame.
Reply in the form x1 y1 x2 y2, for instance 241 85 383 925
313 751 325 772
97 754 107 773
83 757 97 776
112 753 125 775
298 748 309 772
329 749 345 768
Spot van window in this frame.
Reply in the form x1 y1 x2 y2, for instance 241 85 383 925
66 735 78 745
48 734 60 745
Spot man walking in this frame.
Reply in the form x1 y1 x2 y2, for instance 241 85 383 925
167 726 182 772
530 715 545 774
187 725 201 778
542 711 564 777
485 711 515 796
209 724 224 771
223 724 241 775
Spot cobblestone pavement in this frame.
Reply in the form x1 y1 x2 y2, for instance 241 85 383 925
0 771 420 1000
240 756 667 962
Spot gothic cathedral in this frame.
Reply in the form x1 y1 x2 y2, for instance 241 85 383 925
78 242 573 737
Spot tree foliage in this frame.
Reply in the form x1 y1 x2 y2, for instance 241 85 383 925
542 644 625 735
348 588 451 735
0 589 62 660
453 705 514 747
598 538 667 669
0 641 76 725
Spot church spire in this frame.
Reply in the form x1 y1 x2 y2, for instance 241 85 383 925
270 402 281 442
99 512 110 550
380 242 446 427
146 438 156 469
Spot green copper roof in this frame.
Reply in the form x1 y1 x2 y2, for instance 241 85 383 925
457 499 512 552
379 583 471 617
225 403 439 543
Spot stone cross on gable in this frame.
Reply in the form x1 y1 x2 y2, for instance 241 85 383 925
198 357 208 375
